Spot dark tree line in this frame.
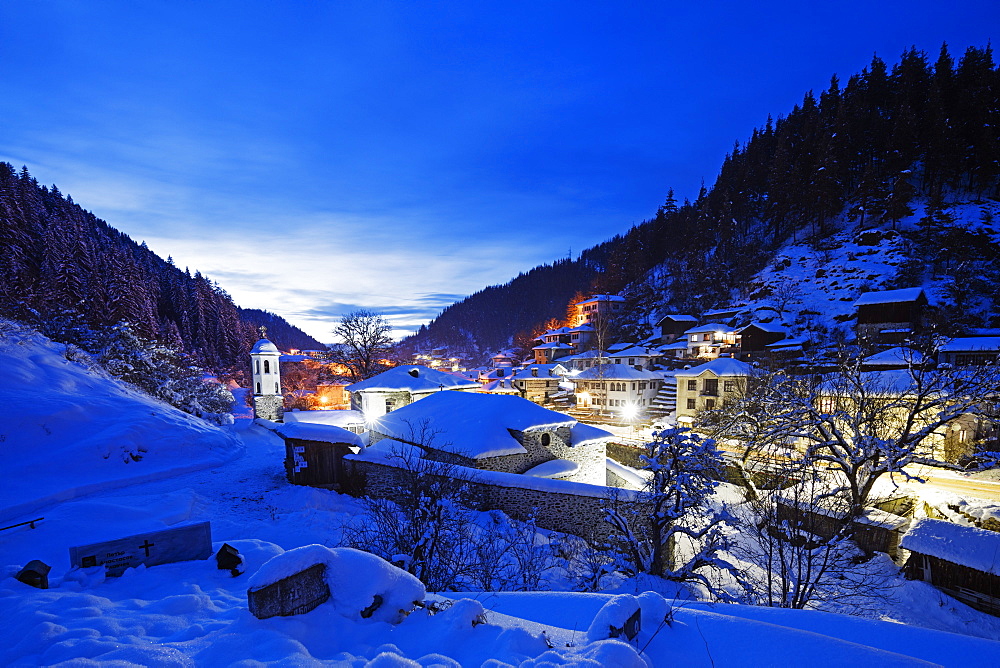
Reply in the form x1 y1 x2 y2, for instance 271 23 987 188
0 162 321 368
405 44 999 354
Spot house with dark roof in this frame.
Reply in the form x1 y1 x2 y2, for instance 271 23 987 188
656 314 699 344
735 322 787 361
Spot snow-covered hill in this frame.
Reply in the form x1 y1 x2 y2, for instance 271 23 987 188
0 319 243 523
720 199 1000 340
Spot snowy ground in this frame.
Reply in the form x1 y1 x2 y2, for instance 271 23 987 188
3 324 1000 665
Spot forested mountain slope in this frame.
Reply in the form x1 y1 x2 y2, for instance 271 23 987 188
400 44 999 357
0 163 323 366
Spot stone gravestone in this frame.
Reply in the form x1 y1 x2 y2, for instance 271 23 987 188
68 522 212 577
247 563 330 619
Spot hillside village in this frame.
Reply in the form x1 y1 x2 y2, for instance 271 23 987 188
237 202 1000 631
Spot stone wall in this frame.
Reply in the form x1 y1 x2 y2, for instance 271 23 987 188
346 456 651 543
253 395 284 421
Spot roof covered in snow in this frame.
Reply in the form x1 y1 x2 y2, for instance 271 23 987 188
573 364 663 381
863 347 925 366
368 391 606 459
939 337 1000 352
901 518 1000 576
574 294 624 304
251 338 280 354
853 287 926 307
683 322 735 335
523 458 580 479
282 409 364 428
737 322 786 334
562 350 608 361
275 422 365 447
609 346 657 358
675 357 752 378
656 314 698 325
345 365 480 394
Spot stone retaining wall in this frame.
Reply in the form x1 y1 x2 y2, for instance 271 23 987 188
346 457 651 543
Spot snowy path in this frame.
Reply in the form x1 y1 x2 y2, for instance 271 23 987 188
1 420 362 576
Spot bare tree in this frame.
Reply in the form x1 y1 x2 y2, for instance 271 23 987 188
331 309 394 382
602 427 734 592
729 465 895 612
711 345 1000 519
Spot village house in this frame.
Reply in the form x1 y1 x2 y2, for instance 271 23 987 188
571 294 625 327
345 365 481 419
276 421 364 490
510 363 566 404
938 335 1000 366
853 287 929 345
571 363 665 417
675 356 751 424
559 349 609 372
735 322 787 361
365 391 613 485
655 314 699 345
682 323 739 360
607 345 660 370
902 518 1000 616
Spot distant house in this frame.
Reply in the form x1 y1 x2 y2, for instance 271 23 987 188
702 306 743 325
736 323 786 361
675 356 751 423
608 345 659 370
656 314 699 345
860 347 926 371
938 336 1000 366
682 323 739 360
902 518 1000 616
366 391 613 485
345 365 481 418
572 294 625 328
491 351 518 368
510 363 566 404
572 363 665 417
560 349 609 372
853 287 929 344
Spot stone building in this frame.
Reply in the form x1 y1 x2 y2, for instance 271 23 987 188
345 365 481 419
366 391 612 485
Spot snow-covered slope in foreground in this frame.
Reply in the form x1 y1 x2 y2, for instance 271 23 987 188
0 320 242 522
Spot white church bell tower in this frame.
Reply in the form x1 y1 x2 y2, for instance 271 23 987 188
250 326 284 421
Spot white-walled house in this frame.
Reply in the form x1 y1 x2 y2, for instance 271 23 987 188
345 365 481 419
675 356 751 424
572 294 625 327
572 363 665 417
510 363 567 404
608 345 659 370
682 323 739 359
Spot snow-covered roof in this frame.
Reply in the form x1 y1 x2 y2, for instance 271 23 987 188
570 422 615 446
656 314 698 325
737 322 786 334
562 350 608 361
901 518 1000 576
567 324 595 333
607 342 634 352
767 336 807 349
532 342 575 350
481 379 520 393
609 345 656 358
574 364 663 381
251 338 280 354
275 422 365 447
282 409 364 428
683 322 734 335
863 347 925 367
523 459 580 479
574 294 624 304
675 357 752 378
819 369 916 396
663 341 689 350
513 363 561 377
853 287 926 307
345 366 480 394
939 337 1000 353
369 391 605 459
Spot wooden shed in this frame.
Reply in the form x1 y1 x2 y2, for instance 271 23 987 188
276 422 365 490
901 518 1000 616
775 496 910 558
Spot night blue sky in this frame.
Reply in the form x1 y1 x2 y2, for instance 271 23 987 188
2 1 997 341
